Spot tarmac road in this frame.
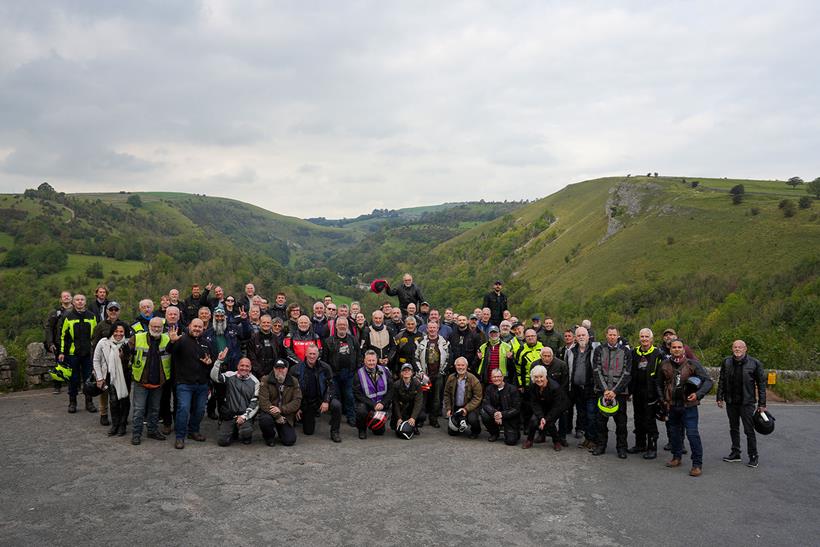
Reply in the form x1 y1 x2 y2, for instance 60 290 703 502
0 391 818 546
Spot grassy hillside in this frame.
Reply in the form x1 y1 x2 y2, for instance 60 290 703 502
377 176 819 370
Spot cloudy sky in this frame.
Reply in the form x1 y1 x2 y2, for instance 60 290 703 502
0 1 817 218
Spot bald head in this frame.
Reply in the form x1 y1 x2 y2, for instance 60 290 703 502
732 340 748 359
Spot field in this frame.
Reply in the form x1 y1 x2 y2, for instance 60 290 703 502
298 285 354 307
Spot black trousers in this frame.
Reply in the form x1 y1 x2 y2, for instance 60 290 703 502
598 395 629 449
160 381 175 426
390 402 427 430
447 407 480 436
301 398 342 435
526 414 560 442
569 388 588 433
258 413 297 446
423 376 444 419
355 403 386 435
519 389 533 430
632 392 659 446
480 409 520 445
727 403 757 456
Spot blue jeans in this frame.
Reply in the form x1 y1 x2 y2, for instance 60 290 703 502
584 397 599 442
131 383 162 437
175 383 209 440
669 405 704 466
66 354 93 397
335 369 355 422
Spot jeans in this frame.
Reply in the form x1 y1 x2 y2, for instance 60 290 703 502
258 413 297 445
217 417 254 446
424 376 444 419
131 383 162 437
584 396 599 443
66 354 93 397
569 388 587 433
175 383 209 440
668 405 704 467
335 369 356 422
727 403 757 456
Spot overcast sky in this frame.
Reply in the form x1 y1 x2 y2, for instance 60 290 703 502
1 1 818 218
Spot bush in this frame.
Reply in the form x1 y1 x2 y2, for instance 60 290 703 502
798 196 812 209
783 201 796 218
28 243 68 276
1 246 27 267
732 194 743 205
750 207 760 216
85 261 104 278
666 236 675 245
126 194 143 208
691 181 699 188
729 184 745 195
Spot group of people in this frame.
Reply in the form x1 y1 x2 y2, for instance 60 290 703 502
45 275 770 475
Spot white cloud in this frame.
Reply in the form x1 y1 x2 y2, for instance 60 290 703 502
0 1 818 217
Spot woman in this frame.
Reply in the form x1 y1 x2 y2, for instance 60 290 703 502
223 295 243 322
523 365 569 450
355 312 368 333
92 322 131 436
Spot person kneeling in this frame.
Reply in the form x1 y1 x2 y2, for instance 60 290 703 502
353 350 394 439
443 357 483 438
211 354 259 446
258 360 302 447
391 363 425 438
523 365 569 450
292 344 343 443
480 368 521 445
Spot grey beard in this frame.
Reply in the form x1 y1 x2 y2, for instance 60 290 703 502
214 320 227 336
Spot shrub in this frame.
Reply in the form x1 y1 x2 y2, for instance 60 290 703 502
750 207 760 216
798 196 812 209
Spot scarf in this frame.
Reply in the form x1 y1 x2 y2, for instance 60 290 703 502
99 337 128 401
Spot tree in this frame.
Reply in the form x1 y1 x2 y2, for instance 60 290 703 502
127 194 143 208
85 261 104 278
798 196 812 209
781 200 796 218
729 184 745 196
786 176 804 189
807 177 820 198
732 194 743 205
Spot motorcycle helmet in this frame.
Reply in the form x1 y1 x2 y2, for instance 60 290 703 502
597 396 619 415
367 410 387 431
49 363 72 383
684 376 702 396
448 412 468 433
753 409 775 435
397 420 415 440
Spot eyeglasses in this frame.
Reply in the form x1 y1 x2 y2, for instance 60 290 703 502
226 299 235 302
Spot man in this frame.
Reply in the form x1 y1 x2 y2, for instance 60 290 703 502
207 285 226 311
513 329 544 427
353 350 394 439
537 317 562 355
285 304 301 335
325 303 338 322
198 306 212 332
405 303 421 326
448 314 483 375
284 315 322 364
88 285 110 323
91 301 127 426
247 315 285 381
45 290 73 394
350 301 362 319
239 283 256 314
167 289 185 324
629 328 664 459
591 326 632 458
539 347 570 445
205 306 249 419
360 310 396 372
414 321 450 428
210 353 259 446
443 357 483 438
323 295 333 308
292 345 342 442
523 365 570 450
658 338 713 477
480 368 521 445
476 308 493 337
476 326 514 386
386 273 424 315
184 283 212 322
442 308 456 332
566 326 599 449
167 319 215 449
311 301 329 339
417 301 430 326
391 363 425 437
58 294 98 413
270 292 288 322
387 307 405 338
159 305 183 434
717 340 767 468
131 299 158 334
482 280 508 326
658 328 696 452
271 317 286 345
128 317 171 445
258 360 302 446
323 317 360 427
581 319 595 342
499 320 514 343
558 329 574 361
328 304 357 338
394 316 423 377
419 309 452 339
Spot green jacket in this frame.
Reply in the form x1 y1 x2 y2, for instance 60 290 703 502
477 340 513 385
60 310 98 357
132 332 171 385
515 342 544 387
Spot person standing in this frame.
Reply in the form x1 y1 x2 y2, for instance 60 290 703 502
128 317 171 445
482 280 508 327
44 290 73 394
92 322 131 437
659 338 713 477
167 319 214 449
322 318 359 427
90 301 127 427
566 327 599 449
58 294 98 413
414 321 449 428
629 328 664 459
591 326 632 458
717 340 767 468
385 273 424 315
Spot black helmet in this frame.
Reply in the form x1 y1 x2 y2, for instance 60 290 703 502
448 413 468 433
684 376 702 396
654 404 668 422
753 409 775 435
82 377 104 398
397 420 414 440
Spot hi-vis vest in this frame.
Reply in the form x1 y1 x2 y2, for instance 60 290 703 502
132 332 171 384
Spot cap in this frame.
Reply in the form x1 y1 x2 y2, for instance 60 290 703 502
511 321 522 330
106 301 121 311
214 306 226 315
494 280 503 285
488 325 500 334
420 301 430 307
663 328 677 336
469 314 478 320
400 363 414 372
531 314 541 321
273 359 288 368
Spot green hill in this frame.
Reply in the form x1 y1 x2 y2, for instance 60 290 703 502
355 176 819 370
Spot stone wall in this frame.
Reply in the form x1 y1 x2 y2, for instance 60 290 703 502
0 345 19 387
26 342 55 386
